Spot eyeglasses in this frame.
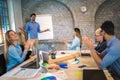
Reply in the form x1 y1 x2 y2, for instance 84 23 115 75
95 35 101 37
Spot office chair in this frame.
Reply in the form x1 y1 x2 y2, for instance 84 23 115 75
0 53 6 76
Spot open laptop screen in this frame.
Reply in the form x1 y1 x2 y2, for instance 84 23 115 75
21 50 49 69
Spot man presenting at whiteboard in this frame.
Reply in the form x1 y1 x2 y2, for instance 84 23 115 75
26 13 49 51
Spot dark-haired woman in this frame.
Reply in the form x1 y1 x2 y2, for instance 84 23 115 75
62 28 82 50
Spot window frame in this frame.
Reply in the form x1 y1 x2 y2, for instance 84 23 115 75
0 0 10 44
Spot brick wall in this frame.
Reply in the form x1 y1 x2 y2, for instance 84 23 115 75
22 0 119 50
95 0 120 39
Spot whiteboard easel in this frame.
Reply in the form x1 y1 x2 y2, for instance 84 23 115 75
35 14 53 40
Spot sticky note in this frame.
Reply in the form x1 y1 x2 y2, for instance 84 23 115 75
74 72 82 76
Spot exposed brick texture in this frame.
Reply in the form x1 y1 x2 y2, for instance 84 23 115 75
21 0 119 50
95 0 120 39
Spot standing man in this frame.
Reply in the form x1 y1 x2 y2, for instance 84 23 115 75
83 21 120 79
26 13 49 51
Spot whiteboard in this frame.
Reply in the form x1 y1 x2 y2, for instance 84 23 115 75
35 14 53 40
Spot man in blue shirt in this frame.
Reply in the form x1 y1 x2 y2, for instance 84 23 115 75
26 13 49 51
83 21 120 79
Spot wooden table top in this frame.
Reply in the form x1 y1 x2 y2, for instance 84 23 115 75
0 50 114 80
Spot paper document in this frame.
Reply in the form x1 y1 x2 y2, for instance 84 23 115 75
3 68 39 78
27 71 67 80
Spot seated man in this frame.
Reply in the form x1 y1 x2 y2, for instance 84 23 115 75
83 21 120 80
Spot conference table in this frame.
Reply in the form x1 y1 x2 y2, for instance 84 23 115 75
0 50 114 80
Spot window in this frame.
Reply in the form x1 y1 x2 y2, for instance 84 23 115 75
0 0 10 43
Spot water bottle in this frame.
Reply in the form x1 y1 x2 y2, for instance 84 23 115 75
50 45 56 59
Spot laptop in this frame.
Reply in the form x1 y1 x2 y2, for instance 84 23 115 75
21 50 49 69
83 69 107 80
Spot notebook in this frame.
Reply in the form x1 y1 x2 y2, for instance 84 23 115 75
83 69 107 80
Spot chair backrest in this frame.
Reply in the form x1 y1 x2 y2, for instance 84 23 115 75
0 53 6 76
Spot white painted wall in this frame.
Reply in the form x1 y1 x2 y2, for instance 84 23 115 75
7 0 23 32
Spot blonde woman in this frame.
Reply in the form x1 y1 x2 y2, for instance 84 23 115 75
95 28 106 53
62 28 82 50
4 30 30 71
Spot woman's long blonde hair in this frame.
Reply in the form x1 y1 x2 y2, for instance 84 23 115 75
74 28 82 48
4 30 15 63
